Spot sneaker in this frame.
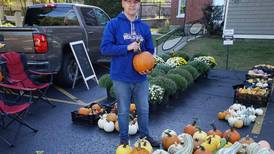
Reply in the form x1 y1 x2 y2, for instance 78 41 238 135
142 136 160 147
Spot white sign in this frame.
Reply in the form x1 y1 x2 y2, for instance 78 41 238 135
223 29 234 45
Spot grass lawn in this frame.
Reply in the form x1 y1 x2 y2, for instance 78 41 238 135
182 37 274 71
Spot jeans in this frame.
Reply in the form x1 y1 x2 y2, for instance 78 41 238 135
113 80 149 143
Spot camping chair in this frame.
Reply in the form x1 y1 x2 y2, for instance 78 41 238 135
0 94 38 147
0 52 56 107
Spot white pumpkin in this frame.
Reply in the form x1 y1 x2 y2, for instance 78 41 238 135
103 120 115 132
98 117 107 129
128 120 138 135
248 115 256 122
152 149 169 154
255 108 264 116
228 117 238 127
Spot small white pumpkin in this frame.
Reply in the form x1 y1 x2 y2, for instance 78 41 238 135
248 115 256 122
152 149 169 154
228 117 238 127
128 120 138 135
98 117 107 129
103 120 115 132
255 108 264 116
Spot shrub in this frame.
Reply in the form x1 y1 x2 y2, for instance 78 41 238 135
150 76 177 97
150 68 165 77
154 55 165 64
192 56 217 68
158 53 171 61
178 65 200 80
175 50 190 61
98 74 112 89
165 74 188 91
155 63 172 73
165 57 188 68
168 68 193 85
149 84 165 104
189 61 210 74
191 53 209 60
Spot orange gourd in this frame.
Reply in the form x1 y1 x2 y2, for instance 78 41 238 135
78 107 91 115
207 123 223 137
223 128 241 143
183 118 198 136
133 51 155 73
162 132 180 150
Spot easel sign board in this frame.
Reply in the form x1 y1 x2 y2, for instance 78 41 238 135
69 40 98 90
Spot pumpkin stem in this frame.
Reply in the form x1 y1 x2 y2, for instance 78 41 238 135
164 132 172 137
210 121 217 131
123 144 127 148
192 117 198 126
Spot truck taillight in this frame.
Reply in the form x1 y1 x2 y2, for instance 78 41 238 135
33 34 48 54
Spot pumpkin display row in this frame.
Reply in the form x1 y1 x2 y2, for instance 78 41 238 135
217 104 263 128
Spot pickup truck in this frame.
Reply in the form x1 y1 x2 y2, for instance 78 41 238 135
0 3 110 86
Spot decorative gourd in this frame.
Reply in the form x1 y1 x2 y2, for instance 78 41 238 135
256 148 272 154
247 142 260 154
225 112 232 120
242 115 252 126
258 140 271 150
239 135 254 145
134 138 153 154
183 118 198 136
106 113 118 122
131 142 150 154
207 123 223 137
255 108 264 116
91 103 101 112
133 51 156 73
115 120 119 132
216 142 242 154
162 132 180 150
193 129 208 142
233 119 244 128
161 129 177 139
98 116 107 129
218 112 227 120
116 144 132 154
201 137 218 152
175 133 194 154
194 146 213 154
103 120 115 132
130 103 136 113
152 149 169 154
78 107 91 115
129 119 138 135
227 117 237 127
223 128 240 143
168 142 184 154
206 135 221 149
193 138 204 150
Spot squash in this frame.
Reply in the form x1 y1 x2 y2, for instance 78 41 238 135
162 132 180 150
207 123 223 137
133 51 156 73
98 117 107 129
239 135 254 145
222 128 240 143
183 118 198 136
194 146 213 154
134 138 153 154
175 133 194 154
258 140 271 150
242 115 252 126
152 149 169 154
201 137 218 152
233 119 244 128
218 112 227 120
168 142 184 154
91 103 101 112
216 142 242 154
247 142 260 154
131 142 150 154
193 138 204 150
206 135 221 149
161 129 177 139
193 129 208 142
129 119 138 135
106 113 118 122
116 144 132 154
78 107 91 115
103 120 115 132
130 103 136 113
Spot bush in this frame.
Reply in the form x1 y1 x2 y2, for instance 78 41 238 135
168 68 194 85
178 65 200 80
165 74 188 91
149 84 165 104
150 76 177 97
155 63 172 73
98 74 112 89
150 68 165 77
191 53 209 60
175 50 190 61
189 61 210 74
158 53 171 61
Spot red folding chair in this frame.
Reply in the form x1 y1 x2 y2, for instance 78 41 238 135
0 97 38 147
0 52 56 107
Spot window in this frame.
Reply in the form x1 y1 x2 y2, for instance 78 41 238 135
80 7 98 26
177 0 186 18
24 7 79 26
93 8 109 26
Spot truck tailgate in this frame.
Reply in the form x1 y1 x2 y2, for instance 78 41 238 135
0 27 39 53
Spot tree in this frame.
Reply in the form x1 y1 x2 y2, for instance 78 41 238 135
84 0 122 18
202 5 223 36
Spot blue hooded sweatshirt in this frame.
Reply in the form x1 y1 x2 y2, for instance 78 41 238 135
100 12 154 83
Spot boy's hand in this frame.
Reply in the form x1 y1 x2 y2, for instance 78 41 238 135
139 69 151 75
127 42 140 52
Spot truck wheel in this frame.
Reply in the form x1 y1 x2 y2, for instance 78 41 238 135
54 53 78 87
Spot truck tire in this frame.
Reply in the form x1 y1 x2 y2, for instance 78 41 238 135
54 53 78 87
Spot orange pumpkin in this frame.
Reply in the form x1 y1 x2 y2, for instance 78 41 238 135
217 112 227 120
133 51 156 73
207 123 223 137
78 107 91 115
223 128 240 143
106 113 118 122
162 132 180 150
131 142 150 154
183 119 198 136
91 103 101 112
